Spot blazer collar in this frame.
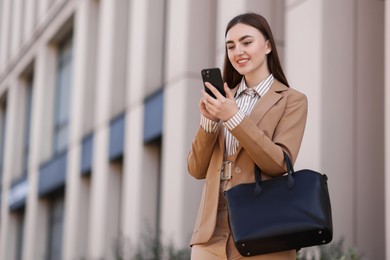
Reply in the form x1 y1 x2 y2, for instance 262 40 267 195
230 80 288 159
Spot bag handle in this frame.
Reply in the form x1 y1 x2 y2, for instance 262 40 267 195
254 151 295 196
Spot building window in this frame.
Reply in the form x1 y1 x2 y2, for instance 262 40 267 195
53 36 73 154
14 209 25 260
22 80 33 174
0 96 7 184
46 193 64 260
143 136 162 252
151 138 162 245
105 159 123 259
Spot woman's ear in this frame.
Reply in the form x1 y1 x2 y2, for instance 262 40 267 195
266 40 272 54
265 40 272 54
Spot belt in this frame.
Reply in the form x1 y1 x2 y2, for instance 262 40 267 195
221 161 233 180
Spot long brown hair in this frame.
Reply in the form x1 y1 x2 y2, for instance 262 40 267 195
223 13 289 88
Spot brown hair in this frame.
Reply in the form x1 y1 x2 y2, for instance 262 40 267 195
223 13 289 88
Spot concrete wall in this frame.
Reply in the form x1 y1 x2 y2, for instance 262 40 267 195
0 0 388 259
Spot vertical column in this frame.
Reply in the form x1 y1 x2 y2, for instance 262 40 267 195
0 80 18 260
285 0 323 170
10 0 23 59
11 81 27 178
23 0 36 45
267 1 286 62
62 1 98 259
108 0 128 119
87 0 115 258
386 0 390 257
0 0 11 72
122 0 149 246
123 0 165 254
36 0 49 26
4 215 17 260
354 1 385 258
160 0 217 248
318 0 356 247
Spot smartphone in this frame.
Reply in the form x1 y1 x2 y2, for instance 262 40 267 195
201 68 226 98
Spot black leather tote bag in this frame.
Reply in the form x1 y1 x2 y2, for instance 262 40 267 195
224 152 333 256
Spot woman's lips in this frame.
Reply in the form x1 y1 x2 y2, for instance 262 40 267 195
236 58 249 65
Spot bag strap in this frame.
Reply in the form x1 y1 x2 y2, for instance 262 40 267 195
253 151 295 195
283 151 295 174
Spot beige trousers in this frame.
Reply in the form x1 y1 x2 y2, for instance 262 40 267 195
191 181 296 260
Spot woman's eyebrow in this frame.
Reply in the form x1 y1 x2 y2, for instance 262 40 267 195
226 35 254 45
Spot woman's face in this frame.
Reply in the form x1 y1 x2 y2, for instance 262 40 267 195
226 23 270 81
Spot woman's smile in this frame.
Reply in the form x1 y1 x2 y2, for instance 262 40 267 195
236 58 250 65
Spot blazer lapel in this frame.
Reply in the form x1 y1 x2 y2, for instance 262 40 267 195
232 80 288 159
248 88 283 125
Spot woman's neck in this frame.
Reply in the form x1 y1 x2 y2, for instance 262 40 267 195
245 73 270 88
244 67 271 88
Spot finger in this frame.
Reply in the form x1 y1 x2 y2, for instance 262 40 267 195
200 97 206 107
201 88 214 102
201 91 213 107
201 96 208 106
204 82 224 100
201 96 213 111
224 83 233 99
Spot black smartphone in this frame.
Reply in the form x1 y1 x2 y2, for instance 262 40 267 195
201 68 226 98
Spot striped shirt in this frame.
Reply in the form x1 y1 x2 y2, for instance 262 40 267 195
224 74 274 155
201 74 274 156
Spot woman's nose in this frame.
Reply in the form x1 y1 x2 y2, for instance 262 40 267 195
234 46 244 55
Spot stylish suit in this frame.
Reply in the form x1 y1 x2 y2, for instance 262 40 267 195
187 79 308 259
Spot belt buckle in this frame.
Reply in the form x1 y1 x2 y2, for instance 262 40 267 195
221 161 232 180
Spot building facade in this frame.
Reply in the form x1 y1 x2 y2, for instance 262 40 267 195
0 0 388 259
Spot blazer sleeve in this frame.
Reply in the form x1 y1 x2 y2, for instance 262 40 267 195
187 126 220 179
230 90 308 176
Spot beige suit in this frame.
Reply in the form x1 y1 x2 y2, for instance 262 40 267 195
187 80 308 259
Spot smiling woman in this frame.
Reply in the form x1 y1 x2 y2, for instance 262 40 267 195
225 24 271 88
188 13 308 259
223 13 289 90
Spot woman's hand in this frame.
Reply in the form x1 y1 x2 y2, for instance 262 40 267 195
199 96 219 121
200 82 239 122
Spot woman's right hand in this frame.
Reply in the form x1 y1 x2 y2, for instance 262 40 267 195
200 82 238 122
199 96 219 121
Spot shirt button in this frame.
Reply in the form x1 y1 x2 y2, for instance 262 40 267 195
235 167 242 173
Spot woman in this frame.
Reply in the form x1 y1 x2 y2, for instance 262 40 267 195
187 13 308 259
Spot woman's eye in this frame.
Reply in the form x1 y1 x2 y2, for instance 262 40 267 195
243 41 252 46
227 45 235 50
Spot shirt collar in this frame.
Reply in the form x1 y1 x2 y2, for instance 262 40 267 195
236 74 274 98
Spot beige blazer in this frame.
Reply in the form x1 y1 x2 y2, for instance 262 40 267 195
187 80 308 255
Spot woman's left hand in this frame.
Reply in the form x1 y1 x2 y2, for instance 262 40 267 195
202 82 239 121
